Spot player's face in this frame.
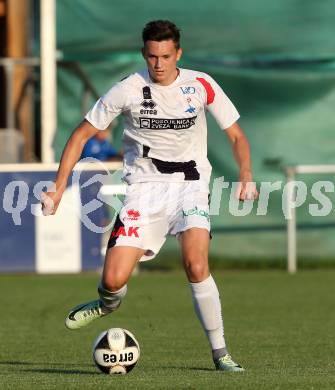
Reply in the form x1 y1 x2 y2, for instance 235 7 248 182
142 40 182 86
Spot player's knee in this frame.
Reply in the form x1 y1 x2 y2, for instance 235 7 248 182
102 271 128 292
183 257 209 282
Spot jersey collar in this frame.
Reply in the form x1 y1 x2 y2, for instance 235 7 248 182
146 68 182 89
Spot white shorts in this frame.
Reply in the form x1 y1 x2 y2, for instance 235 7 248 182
107 181 211 261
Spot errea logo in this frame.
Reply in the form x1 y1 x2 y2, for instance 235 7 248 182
141 100 156 109
125 209 140 220
140 100 157 115
141 86 157 114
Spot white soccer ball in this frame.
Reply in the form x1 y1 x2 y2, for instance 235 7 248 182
92 328 140 375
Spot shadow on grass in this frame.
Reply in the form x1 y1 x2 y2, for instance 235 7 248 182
1 360 216 374
167 366 214 372
0 360 98 375
21 368 100 375
0 360 92 367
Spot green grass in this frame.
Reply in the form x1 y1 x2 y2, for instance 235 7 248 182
141 253 335 270
0 270 334 389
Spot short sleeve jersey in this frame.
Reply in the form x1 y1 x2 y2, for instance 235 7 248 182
85 68 239 184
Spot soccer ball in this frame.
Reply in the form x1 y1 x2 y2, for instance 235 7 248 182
92 328 140 375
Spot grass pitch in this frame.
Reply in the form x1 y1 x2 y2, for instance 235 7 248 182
0 270 334 389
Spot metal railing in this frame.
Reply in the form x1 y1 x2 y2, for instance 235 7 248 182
284 165 335 273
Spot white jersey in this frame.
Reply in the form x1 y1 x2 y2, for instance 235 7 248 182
85 68 239 184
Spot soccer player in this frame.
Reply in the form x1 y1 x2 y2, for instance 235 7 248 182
42 20 258 372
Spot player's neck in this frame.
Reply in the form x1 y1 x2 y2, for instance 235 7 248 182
149 68 180 86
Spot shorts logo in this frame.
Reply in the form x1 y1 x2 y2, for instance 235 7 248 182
180 86 196 94
125 209 141 221
182 206 210 221
111 226 139 238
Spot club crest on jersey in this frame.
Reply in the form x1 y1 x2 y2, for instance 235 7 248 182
180 86 196 94
142 86 152 99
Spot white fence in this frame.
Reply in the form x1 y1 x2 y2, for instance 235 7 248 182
284 165 335 273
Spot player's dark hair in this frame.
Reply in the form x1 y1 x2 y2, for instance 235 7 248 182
142 20 181 49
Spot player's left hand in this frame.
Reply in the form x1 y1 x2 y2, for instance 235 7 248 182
236 172 259 201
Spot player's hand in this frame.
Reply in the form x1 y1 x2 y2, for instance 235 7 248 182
40 184 64 216
236 172 259 201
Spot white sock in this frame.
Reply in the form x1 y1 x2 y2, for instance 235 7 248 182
190 275 227 355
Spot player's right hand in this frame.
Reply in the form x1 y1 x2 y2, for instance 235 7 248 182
40 184 64 216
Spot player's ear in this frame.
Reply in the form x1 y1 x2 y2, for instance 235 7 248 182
176 47 182 61
141 47 146 58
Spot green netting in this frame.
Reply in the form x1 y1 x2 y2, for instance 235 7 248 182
56 0 335 59
54 1 335 261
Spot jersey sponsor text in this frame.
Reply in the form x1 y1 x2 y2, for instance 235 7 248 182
139 116 197 130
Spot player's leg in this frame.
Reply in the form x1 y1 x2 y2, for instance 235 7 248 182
65 180 169 330
65 245 144 330
180 228 226 356
180 228 244 372
98 245 144 311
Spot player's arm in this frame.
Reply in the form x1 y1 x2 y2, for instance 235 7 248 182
42 79 127 214
41 119 99 215
199 74 258 200
225 122 258 200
